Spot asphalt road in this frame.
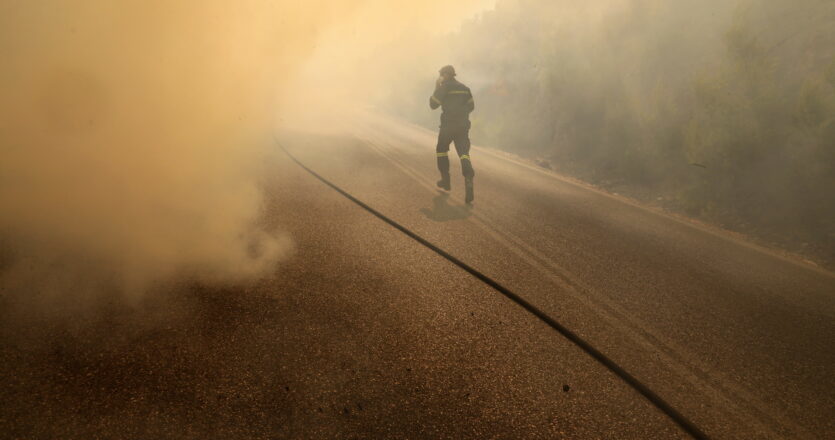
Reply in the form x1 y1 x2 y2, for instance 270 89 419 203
275 113 834 439
1 113 832 439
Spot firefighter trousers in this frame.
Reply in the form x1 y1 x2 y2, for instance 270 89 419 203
436 124 474 180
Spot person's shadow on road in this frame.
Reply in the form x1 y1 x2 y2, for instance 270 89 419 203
420 192 472 222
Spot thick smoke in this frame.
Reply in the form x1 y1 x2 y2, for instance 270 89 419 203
0 1 493 307
1 1 306 303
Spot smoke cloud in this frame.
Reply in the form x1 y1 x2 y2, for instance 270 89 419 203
0 0 493 307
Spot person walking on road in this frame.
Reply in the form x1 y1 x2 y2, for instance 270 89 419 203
430 65 475 204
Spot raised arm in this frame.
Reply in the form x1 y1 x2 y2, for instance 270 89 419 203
430 80 446 110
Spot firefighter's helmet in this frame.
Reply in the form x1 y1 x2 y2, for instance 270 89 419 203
439 65 456 77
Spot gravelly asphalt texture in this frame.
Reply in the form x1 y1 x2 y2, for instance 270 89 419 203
275 113 834 439
1 114 832 439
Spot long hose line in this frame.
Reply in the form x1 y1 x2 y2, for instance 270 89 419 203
278 140 709 440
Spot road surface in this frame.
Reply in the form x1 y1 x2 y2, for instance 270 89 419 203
1 113 833 439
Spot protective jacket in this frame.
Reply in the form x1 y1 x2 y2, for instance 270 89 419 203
429 78 474 128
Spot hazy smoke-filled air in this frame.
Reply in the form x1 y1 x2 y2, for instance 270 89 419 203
0 0 493 306
372 0 835 263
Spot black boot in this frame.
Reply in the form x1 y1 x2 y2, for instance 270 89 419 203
437 175 451 191
464 177 474 204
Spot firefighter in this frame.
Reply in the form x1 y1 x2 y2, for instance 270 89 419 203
430 65 475 204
